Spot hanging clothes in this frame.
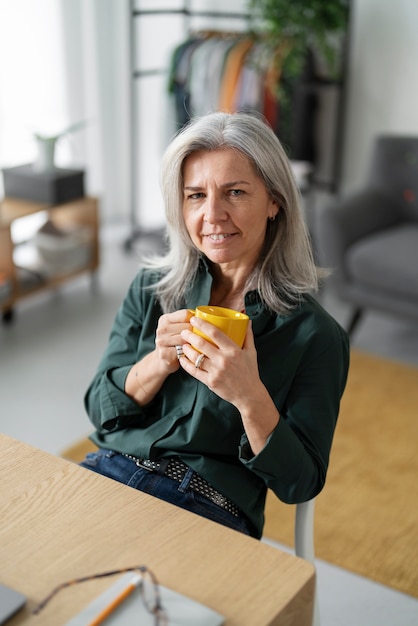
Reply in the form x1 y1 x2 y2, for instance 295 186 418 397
168 31 342 183
217 37 254 112
167 33 277 130
167 37 202 128
166 32 324 170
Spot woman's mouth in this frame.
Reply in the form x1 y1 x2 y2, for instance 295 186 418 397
206 233 235 241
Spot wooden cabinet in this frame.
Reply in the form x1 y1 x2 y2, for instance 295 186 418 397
0 196 99 320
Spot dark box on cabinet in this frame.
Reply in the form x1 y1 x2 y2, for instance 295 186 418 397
2 164 85 204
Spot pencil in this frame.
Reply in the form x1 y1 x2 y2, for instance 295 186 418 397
87 574 142 626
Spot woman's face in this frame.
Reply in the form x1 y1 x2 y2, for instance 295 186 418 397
182 148 278 272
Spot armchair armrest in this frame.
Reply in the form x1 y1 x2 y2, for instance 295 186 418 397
316 189 400 272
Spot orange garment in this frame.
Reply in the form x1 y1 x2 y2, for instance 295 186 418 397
217 37 254 112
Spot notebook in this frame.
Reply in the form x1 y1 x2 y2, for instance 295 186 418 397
0 583 26 625
65 572 224 626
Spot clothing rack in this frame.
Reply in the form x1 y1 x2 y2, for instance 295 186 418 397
124 1 250 251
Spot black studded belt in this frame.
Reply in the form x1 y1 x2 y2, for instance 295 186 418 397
121 454 240 518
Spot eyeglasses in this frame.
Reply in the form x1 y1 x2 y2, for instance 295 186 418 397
32 565 168 625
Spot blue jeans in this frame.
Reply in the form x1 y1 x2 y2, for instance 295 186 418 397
80 449 254 536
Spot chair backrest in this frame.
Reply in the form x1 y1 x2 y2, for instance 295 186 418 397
368 135 418 222
295 499 320 626
295 499 316 563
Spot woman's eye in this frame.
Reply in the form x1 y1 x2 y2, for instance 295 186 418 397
187 192 204 200
229 189 244 196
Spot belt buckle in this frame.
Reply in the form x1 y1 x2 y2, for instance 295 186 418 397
140 459 158 471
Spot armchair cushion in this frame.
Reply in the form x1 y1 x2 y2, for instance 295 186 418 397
317 190 401 273
346 224 418 299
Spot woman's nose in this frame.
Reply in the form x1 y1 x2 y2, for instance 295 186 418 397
203 195 228 222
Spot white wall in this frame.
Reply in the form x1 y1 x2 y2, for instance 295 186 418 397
0 0 131 225
342 0 418 191
0 0 67 167
60 0 131 225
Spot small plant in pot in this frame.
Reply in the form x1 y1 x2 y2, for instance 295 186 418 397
247 0 350 82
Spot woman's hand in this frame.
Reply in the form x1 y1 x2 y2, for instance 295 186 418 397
180 316 258 405
179 316 281 455
154 309 193 374
125 309 192 405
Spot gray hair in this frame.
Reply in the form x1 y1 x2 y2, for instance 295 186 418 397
144 111 324 314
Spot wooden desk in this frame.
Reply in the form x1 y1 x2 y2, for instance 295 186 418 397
0 435 314 625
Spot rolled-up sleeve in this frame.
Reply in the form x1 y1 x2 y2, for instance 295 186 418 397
84 272 160 432
239 326 350 504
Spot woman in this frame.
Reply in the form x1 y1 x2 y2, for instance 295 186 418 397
81 111 349 539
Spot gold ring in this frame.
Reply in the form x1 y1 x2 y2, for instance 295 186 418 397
195 353 206 369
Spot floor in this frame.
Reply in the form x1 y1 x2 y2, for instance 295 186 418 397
1 223 417 625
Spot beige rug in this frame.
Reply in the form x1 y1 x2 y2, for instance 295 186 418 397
62 437 97 464
264 350 418 598
62 350 418 597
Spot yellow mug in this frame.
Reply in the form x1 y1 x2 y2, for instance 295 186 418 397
189 306 249 348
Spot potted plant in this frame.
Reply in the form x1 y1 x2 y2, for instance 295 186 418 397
33 121 86 172
247 0 350 171
247 0 350 83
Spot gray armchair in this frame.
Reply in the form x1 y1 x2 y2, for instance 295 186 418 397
316 135 418 335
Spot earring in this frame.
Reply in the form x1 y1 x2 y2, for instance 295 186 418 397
268 215 276 221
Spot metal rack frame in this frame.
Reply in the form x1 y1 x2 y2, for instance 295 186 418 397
125 1 249 250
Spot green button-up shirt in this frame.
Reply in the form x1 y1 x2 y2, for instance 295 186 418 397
85 265 349 538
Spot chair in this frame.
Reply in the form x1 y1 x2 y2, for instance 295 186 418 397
295 499 320 626
316 135 418 335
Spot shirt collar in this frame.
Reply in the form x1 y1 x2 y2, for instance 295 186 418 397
186 259 275 335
